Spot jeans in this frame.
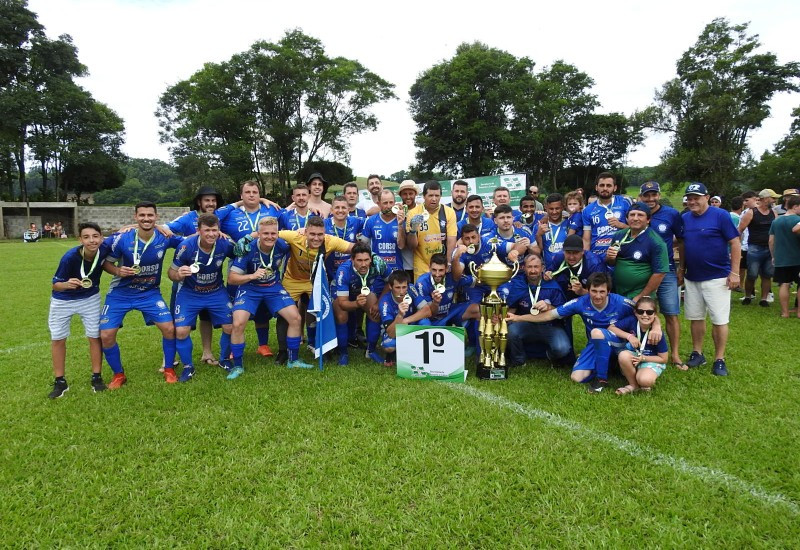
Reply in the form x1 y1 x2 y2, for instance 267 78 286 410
507 321 572 365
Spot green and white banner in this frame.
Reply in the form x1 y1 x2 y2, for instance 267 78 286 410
396 325 466 383
439 173 528 209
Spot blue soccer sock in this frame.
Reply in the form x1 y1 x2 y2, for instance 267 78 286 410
218 332 231 363
162 337 177 368
365 320 381 352
231 342 245 368
256 326 270 347
176 336 193 367
592 335 612 381
287 336 301 362
103 344 123 374
336 323 349 353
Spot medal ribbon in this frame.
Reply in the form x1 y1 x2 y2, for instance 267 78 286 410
528 281 542 310
80 247 100 279
334 219 348 240
194 241 217 267
636 321 650 354
548 220 564 247
618 229 636 246
133 230 155 266
551 258 583 278
295 211 309 230
242 206 261 232
355 267 369 290
258 244 275 272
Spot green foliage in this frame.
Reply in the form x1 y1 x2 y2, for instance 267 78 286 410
749 106 800 186
298 160 354 199
157 29 395 197
93 158 183 205
654 18 800 198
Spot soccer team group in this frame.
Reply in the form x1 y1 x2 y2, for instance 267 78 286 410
46 172 800 398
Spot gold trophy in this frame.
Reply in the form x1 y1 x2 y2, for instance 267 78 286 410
469 240 519 380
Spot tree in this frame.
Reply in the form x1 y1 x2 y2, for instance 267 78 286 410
297 160 353 199
750 106 800 185
653 18 800 198
157 29 395 196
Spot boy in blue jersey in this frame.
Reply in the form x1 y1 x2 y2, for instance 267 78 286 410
228 217 311 375
332 244 391 365
452 224 520 305
100 202 184 389
492 205 536 264
581 172 630 255
457 195 496 239
535 193 570 267
47 222 114 398
325 196 366 275
498 254 573 367
377 271 431 366
167 214 236 382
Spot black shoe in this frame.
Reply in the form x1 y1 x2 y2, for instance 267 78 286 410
356 331 368 346
741 296 753 305
686 351 707 368
587 378 608 393
712 359 729 376
91 376 107 393
275 350 288 365
347 337 360 349
759 299 769 307
48 379 69 399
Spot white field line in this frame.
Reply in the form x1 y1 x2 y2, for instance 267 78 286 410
450 383 799 515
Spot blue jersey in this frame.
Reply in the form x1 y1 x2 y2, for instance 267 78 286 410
514 210 544 234
166 210 200 236
493 227 532 265
416 272 473 319
325 216 365 273
362 213 401 272
556 292 635 337
106 230 183 295
613 316 668 356
582 196 631 255
452 205 469 224
457 236 513 270
567 211 583 237
545 251 607 299
171 235 235 292
379 285 424 327
51 238 115 300
457 216 496 239
499 275 566 323
649 205 683 268
349 207 368 219
217 204 282 241
230 239 291 289
332 260 391 298
279 209 317 231
539 218 570 267
682 207 739 282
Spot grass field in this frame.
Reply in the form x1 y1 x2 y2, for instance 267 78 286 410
1 240 799 547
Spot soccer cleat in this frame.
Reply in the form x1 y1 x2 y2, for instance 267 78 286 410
48 379 69 399
338 353 349 366
367 351 385 365
740 296 753 305
256 345 273 357
686 351 707 368
275 350 288 365
91 377 107 393
226 366 244 380
587 378 608 394
179 366 195 383
218 359 233 373
712 359 729 376
108 373 127 390
348 338 360 349
287 359 314 369
163 367 178 384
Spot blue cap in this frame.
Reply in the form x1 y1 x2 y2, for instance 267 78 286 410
640 181 660 194
685 182 708 196
629 201 652 218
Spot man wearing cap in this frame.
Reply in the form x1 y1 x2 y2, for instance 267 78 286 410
304 172 331 218
680 183 740 376
582 172 630 256
774 188 800 215
768 195 800 318
605 202 669 303
638 181 686 368
397 180 419 278
737 189 779 306
356 174 383 216
543 234 607 301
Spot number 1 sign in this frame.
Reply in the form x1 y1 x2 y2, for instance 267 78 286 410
395 325 466 383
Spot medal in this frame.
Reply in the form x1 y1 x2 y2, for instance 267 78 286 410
356 268 370 297
190 263 200 274
192 240 216 275
604 210 616 220
132 230 155 275
79 246 100 286
264 267 274 278
80 278 93 289
360 286 370 296
132 265 141 275
258 243 275 279
570 276 580 286
528 280 542 315
530 307 540 315
466 244 477 255
422 211 430 222
435 283 446 294
391 205 399 214
402 294 412 305
548 245 556 253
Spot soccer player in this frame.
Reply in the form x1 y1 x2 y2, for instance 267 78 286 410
490 186 512 215
499 254 573 367
47 222 113 398
535 193 570 267
168 213 236 382
513 195 543 232
279 184 317 231
492 205 536 264
378 271 432 365
397 180 419 277
100 202 183 389
332 244 391 365
405 180 457 280
342 181 367 218
228 217 310 374
276 217 353 363
581 172 630 255
361 189 404 273
611 297 668 395
450 180 470 223
543 234 607 300
457 195 496 239
325 195 366 274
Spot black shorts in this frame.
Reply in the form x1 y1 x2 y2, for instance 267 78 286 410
774 265 800 285
739 250 748 269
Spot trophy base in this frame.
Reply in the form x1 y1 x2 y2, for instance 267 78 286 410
477 364 508 380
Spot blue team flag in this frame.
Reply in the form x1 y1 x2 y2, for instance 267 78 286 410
309 253 337 369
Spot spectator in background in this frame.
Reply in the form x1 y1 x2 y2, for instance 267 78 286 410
23 223 41 242
526 183 544 211
774 188 799 216
710 196 723 208
738 189 779 306
738 190 758 291
44 222 53 238
768 195 800 318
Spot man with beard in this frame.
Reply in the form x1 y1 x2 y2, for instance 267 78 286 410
362 189 404 273
356 174 383 216
280 185 318 231
416 253 479 334
582 172 630 255
450 180 470 223
456 195 495 239
543 235 606 300
535 193 570 267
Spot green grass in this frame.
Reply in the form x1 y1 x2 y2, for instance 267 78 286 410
1 241 799 547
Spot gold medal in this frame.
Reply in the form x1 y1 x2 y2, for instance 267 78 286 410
360 286 370 296
80 278 93 289
570 276 580 286
604 210 616 220
264 267 274 278
530 307 540 315
132 264 141 275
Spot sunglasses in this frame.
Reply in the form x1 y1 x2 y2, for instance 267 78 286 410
636 309 656 315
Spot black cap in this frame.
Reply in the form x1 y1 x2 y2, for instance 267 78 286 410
562 234 584 251
306 172 328 186
193 186 224 210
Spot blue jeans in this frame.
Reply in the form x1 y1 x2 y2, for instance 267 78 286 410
746 244 774 279
507 321 572 365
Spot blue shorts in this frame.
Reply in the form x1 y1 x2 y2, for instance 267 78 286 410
100 289 173 329
380 318 432 350
430 302 471 326
656 269 680 316
173 286 232 328
746 244 774 279
467 284 488 304
233 284 295 318
229 283 270 323
571 329 625 372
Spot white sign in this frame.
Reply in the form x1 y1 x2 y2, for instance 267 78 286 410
396 325 466 382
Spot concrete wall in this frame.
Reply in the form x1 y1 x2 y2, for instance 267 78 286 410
77 206 189 234
5 215 42 239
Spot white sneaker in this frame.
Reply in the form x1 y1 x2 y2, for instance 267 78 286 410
767 292 775 303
